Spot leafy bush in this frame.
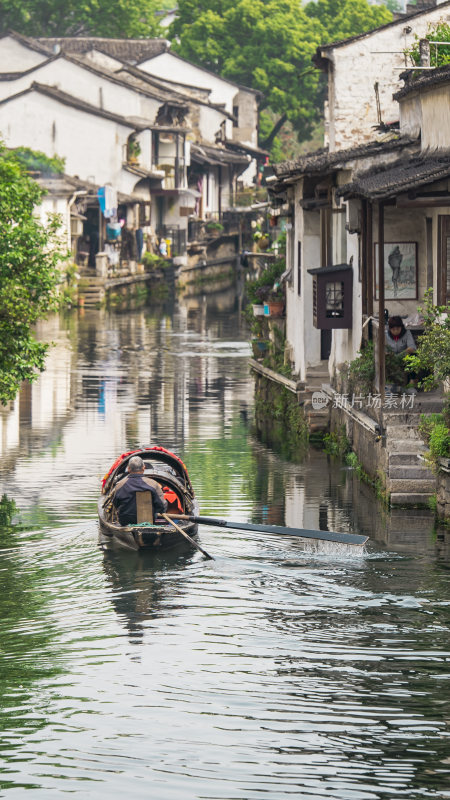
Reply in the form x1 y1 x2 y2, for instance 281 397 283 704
142 252 167 269
418 412 450 473
323 427 350 457
385 350 409 386
418 413 445 443
246 258 286 304
404 289 450 390
254 285 272 302
13 147 65 175
206 221 224 233
347 342 375 395
429 423 450 462
443 394 450 429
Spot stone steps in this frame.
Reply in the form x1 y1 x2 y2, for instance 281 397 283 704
385 424 424 439
383 409 434 504
389 451 422 465
388 438 427 453
389 465 433 480
391 492 433 506
79 277 105 306
388 477 435 492
382 411 422 424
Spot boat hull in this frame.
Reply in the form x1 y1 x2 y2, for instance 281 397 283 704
97 498 199 552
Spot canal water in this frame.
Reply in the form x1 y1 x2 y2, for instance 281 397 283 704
0 301 449 799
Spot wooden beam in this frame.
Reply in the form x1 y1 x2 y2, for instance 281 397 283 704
378 202 385 400
367 202 374 317
396 197 450 208
361 199 367 316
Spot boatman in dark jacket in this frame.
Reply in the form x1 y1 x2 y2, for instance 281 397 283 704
112 455 167 526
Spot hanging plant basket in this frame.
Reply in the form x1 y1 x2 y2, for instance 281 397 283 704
257 236 270 251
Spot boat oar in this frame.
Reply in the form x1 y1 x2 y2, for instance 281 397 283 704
162 513 215 560
165 514 367 547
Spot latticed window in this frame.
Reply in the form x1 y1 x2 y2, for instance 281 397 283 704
325 281 345 318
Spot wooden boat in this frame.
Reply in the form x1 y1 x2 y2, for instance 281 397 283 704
98 446 199 551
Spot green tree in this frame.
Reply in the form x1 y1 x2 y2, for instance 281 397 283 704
0 143 65 405
0 0 163 37
171 0 325 144
170 0 392 145
304 0 391 40
406 21 450 67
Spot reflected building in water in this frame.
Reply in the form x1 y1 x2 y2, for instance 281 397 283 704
0 315 74 467
0 300 253 493
1 302 448 564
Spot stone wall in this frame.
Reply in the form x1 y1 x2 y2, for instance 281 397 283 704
330 404 388 487
437 465 450 521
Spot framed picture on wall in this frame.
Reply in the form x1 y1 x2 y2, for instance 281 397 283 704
374 241 418 299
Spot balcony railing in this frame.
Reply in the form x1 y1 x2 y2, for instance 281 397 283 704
188 216 240 243
157 225 186 257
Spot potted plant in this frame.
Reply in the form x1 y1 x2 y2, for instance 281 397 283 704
265 285 285 317
251 338 270 358
206 221 224 236
251 219 270 251
258 234 270 251
252 284 271 315
127 136 141 165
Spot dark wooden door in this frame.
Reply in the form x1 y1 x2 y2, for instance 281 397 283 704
438 215 450 304
321 329 332 360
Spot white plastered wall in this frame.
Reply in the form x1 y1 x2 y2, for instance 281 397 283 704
0 36 47 71
198 104 230 144
329 224 360 376
285 181 322 380
324 2 450 151
0 90 136 194
139 52 237 113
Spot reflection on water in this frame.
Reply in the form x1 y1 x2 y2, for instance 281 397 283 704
0 303 449 799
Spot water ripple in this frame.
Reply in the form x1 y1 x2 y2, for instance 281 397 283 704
0 308 448 798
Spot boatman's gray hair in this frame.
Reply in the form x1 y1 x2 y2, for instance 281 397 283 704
128 455 144 473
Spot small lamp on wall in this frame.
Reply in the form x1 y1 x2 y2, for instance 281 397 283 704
307 263 353 329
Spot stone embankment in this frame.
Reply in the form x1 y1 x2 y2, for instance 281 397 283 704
325 385 442 507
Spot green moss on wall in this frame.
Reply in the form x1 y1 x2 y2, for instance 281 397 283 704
254 374 309 459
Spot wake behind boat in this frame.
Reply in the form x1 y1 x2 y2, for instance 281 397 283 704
98 446 199 551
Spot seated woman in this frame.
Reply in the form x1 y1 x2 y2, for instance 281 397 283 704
385 315 417 390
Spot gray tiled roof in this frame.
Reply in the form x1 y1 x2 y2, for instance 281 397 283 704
191 143 249 166
36 37 169 63
273 136 415 180
337 151 450 199
393 63 450 100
